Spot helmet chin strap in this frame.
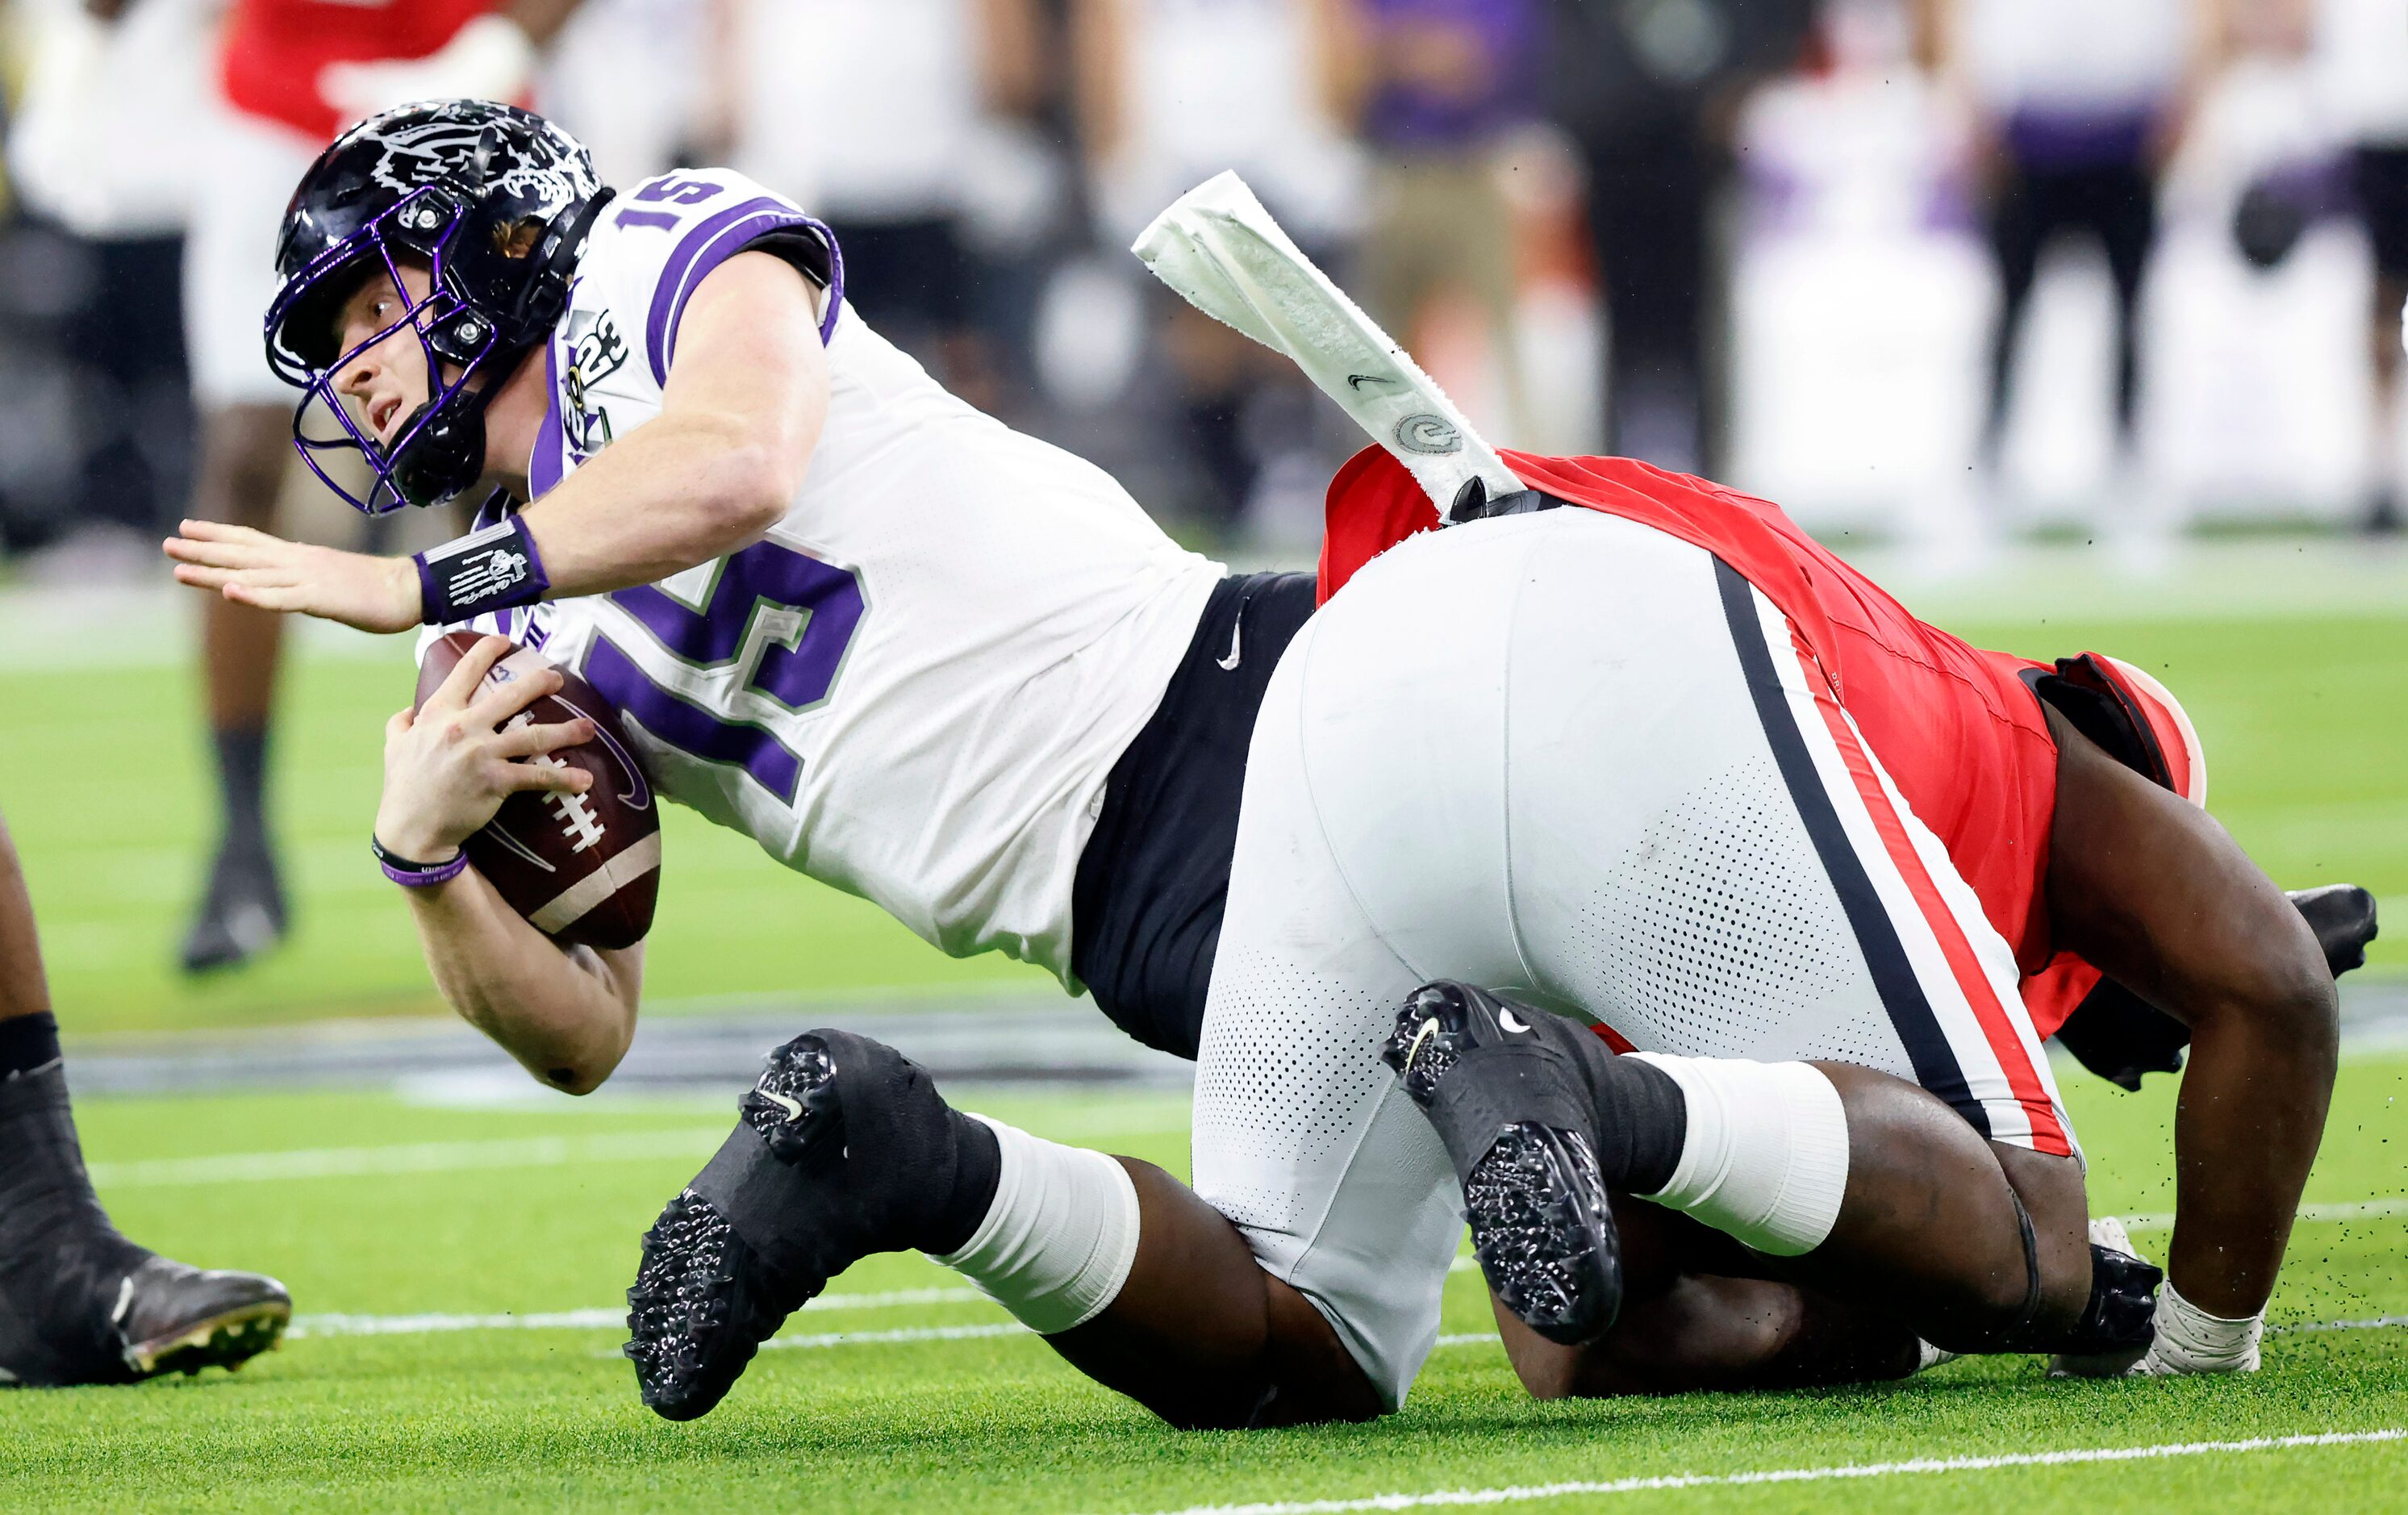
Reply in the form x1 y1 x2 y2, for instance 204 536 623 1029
389 335 554 507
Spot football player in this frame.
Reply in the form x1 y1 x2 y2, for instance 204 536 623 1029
83 0 589 973
165 103 2368 1424
0 806 290 1385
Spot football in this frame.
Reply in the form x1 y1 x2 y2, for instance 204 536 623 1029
413 631 661 950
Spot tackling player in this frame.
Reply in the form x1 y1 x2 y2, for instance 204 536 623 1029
84 0 587 972
167 103 2366 1424
0 806 290 1385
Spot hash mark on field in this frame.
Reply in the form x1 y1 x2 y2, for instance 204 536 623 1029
1126 1428 2408 1514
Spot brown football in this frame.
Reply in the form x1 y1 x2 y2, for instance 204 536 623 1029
414 631 661 950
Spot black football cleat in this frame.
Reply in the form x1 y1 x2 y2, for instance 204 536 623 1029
1382 982 1624 1346
178 838 288 975
625 1030 995 1421
0 1243 293 1388
0 1066 290 1386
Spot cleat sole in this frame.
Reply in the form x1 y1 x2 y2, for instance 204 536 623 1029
624 1188 802 1421
1465 1123 1621 1346
124 1298 291 1380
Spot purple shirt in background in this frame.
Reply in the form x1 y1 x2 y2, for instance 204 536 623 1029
1361 0 1541 152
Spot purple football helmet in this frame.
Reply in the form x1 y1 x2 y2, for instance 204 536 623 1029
264 101 611 515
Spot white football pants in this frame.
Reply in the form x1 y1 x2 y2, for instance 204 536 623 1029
1192 507 2073 1408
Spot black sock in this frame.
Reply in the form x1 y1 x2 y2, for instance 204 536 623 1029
211 724 270 858
925 1109 1002 1258
1556 1026 1688 1196
1601 1057 1688 1196
0 1012 61 1081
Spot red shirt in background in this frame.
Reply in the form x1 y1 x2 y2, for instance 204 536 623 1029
219 0 495 142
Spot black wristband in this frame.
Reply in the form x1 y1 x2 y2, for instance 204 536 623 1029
372 834 469 888
414 512 550 626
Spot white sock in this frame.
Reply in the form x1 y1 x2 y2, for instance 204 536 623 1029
1627 1054 1851 1257
2137 1282 2263 1375
931 1115 1140 1335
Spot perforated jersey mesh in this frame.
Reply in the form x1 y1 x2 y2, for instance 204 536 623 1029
1563 752 1895 1066
1192 947 1398 1232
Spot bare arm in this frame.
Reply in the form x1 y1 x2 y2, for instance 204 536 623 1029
505 0 590 47
977 0 1049 116
2043 710 2338 1318
164 251 828 630
373 635 646 1093
1308 0 1375 131
402 867 642 1095
510 250 828 596
1070 0 1130 165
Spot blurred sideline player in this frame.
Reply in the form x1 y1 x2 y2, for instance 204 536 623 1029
2314 0 2408 528
713 0 1045 407
1072 0 1366 528
0 807 289 1385
84 0 588 972
166 105 2368 1425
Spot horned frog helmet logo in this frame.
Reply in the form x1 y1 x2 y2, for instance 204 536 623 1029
368 116 583 216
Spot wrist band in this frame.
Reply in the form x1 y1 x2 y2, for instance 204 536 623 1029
414 512 549 626
372 835 469 888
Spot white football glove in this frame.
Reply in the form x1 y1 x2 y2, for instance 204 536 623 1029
2133 1282 2263 1375
317 15 535 127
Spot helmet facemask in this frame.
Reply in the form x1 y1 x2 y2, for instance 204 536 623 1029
268 186 517 516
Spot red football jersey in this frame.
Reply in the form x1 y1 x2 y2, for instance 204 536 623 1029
1317 447 2076 1021
220 0 495 142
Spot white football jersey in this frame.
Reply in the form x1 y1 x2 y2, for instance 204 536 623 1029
425 170 1222 983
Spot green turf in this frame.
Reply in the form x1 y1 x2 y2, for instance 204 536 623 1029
6 1056 2405 1512
3 606 2402 1034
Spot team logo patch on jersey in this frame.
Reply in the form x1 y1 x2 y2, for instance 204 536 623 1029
562 311 628 453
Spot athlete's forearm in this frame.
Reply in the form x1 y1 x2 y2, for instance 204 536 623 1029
515 249 828 602
2043 712 2338 1317
403 867 642 1094
517 410 805 598
2166 979 2335 1315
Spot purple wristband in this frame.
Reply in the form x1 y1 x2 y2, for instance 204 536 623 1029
372 836 470 888
414 512 550 626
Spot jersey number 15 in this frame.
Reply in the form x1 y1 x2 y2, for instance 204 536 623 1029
582 540 865 804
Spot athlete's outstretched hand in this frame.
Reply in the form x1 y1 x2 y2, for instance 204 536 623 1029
165 520 419 634
374 634 595 862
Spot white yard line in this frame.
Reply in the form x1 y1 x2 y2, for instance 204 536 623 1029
289 1286 987 1340
86 1129 729 1187
2109 1197 2408 1231
761 1323 1028 1352
305 1293 2408 1358
2278 1314 2408 1334
1123 1428 2408 1515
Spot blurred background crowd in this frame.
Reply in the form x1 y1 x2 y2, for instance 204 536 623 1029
5 0 2408 572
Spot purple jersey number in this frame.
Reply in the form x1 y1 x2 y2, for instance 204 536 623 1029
581 541 864 804
616 175 726 232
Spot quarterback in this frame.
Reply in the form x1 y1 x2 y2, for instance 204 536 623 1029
168 103 2367 1425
